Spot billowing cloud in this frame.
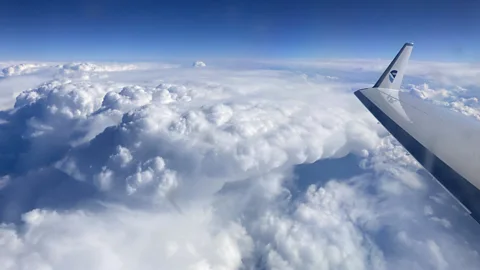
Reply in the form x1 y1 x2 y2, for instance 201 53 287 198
406 83 480 119
1 63 49 77
193 61 207 68
57 62 139 73
0 59 479 269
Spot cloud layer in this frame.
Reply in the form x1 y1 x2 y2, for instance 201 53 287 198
0 60 480 269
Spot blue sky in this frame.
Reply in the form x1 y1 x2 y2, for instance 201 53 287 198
0 0 478 61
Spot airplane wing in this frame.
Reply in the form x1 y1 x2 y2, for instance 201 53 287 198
355 43 480 223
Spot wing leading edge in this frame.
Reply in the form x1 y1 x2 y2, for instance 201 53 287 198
355 43 480 224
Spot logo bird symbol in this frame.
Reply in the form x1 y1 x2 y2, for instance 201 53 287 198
389 70 398 83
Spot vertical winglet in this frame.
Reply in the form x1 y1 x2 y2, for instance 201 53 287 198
373 42 414 90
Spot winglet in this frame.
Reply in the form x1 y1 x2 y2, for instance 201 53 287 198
373 42 414 90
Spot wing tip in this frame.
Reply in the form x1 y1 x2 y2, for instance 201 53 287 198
405 42 414 47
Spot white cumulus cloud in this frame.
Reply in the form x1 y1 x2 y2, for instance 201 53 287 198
193 61 207 68
0 59 479 270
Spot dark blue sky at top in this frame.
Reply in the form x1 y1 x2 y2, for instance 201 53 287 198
0 0 478 61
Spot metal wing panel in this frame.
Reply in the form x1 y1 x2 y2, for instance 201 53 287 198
355 88 480 222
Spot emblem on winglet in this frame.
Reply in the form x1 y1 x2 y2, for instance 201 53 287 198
389 70 398 83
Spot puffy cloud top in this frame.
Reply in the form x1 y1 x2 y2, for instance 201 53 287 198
0 60 479 269
58 62 138 73
1 63 47 77
0 62 141 79
192 61 206 68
